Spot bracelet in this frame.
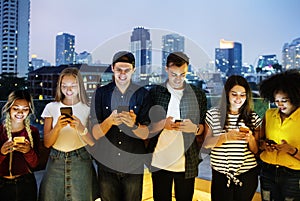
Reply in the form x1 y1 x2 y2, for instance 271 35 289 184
195 125 201 135
79 128 88 136
132 124 139 131
224 133 228 142
290 147 298 156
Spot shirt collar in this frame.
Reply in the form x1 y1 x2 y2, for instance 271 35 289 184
159 80 187 92
111 81 137 94
273 107 300 121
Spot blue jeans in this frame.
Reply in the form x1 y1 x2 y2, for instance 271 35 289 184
260 162 300 201
0 173 37 201
98 168 143 201
39 147 99 201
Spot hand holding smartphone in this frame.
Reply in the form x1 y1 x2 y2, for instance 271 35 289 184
239 126 250 133
174 119 183 123
60 107 73 120
266 139 277 145
13 136 25 145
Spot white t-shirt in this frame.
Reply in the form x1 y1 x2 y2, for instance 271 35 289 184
151 83 186 172
41 101 90 152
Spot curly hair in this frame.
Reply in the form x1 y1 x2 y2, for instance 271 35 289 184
259 69 300 107
1 90 34 148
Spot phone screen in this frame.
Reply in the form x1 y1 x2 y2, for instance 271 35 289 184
266 139 277 145
60 107 73 119
117 106 129 113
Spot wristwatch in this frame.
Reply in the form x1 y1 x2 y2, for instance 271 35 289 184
79 127 88 136
132 124 139 130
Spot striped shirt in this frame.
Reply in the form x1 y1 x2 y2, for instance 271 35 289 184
206 108 261 186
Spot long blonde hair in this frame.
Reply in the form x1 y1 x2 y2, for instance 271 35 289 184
1 90 34 148
54 67 89 105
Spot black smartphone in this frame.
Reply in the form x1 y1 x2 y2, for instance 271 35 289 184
266 139 277 145
175 119 183 123
117 106 129 113
60 107 73 119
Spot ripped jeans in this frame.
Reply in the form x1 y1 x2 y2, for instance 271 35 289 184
260 162 300 201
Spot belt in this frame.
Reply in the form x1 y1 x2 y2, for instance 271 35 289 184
261 162 300 174
51 147 87 158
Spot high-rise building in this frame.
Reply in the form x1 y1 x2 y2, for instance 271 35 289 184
215 39 242 76
256 55 278 70
161 33 185 78
55 32 75 66
130 27 152 80
76 51 92 65
282 37 300 70
0 0 30 77
30 55 51 69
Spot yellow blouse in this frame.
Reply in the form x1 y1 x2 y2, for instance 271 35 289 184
260 108 300 170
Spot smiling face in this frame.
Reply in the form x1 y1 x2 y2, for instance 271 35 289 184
61 74 79 102
112 62 135 89
166 63 188 90
9 99 30 123
274 91 297 116
229 85 247 112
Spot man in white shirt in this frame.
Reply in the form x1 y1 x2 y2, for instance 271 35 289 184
148 52 207 201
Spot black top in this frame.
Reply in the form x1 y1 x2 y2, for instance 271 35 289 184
89 81 152 174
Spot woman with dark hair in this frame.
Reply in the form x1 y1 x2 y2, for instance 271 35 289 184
0 90 40 201
259 70 300 201
203 75 261 201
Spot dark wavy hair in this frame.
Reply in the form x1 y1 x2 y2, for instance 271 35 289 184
259 69 300 108
220 75 254 129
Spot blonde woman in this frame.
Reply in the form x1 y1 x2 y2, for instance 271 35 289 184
0 90 40 201
39 68 98 201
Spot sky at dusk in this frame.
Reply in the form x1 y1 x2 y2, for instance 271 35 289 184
30 0 300 67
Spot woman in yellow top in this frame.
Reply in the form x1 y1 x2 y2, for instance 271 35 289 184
259 69 300 201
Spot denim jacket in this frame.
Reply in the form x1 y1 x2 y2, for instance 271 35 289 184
90 81 152 173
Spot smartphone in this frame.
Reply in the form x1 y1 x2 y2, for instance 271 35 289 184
60 107 73 119
266 139 277 145
13 136 25 144
175 119 183 123
239 126 250 133
117 106 129 113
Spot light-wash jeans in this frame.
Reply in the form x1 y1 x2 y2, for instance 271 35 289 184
39 147 99 201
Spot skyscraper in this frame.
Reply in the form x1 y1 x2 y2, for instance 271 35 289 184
256 55 278 69
0 0 30 77
215 39 242 76
282 37 300 70
55 32 75 66
76 51 92 65
130 27 152 79
161 33 185 78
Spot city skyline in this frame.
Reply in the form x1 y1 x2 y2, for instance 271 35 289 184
30 0 300 66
